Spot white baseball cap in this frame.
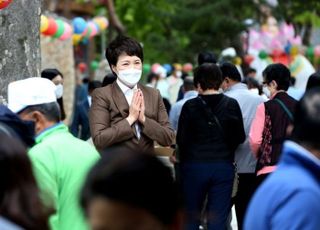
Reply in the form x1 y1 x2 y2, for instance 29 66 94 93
8 77 57 113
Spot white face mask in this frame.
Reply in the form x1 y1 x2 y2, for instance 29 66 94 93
262 86 271 98
117 68 142 88
55 84 63 99
176 71 182 78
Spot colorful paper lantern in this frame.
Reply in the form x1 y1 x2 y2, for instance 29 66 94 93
53 19 65 38
40 15 49 33
314 45 320 58
244 55 255 65
73 17 87 34
42 18 58 36
163 64 172 74
0 0 13 9
306 47 314 57
183 63 193 73
151 63 161 73
88 22 98 38
90 60 99 71
258 50 268 59
93 17 109 31
59 22 73 41
72 34 82 45
143 64 151 73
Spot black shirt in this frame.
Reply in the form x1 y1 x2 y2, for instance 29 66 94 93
177 94 245 162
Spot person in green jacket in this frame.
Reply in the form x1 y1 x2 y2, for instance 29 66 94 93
7 77 100 230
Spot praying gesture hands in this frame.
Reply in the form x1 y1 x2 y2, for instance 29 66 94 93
126 89 145 126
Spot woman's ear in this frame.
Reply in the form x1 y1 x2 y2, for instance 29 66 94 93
111 65 117 75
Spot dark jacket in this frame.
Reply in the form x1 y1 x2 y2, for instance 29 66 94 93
256 92 297 172
177 94 245 162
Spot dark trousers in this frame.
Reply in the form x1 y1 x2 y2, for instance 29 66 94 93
234 173 257 230
179 162 234 230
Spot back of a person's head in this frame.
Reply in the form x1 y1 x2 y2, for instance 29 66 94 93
194 63 222 91
20 102 61 123
183 76 195 91
102 73 117 87
105 35 143 68
197 51 217 65
263 63 291 91
220 62 241 82
41 68 63 80
147 72 159 84
88 80 102 93
291 88 320 150
81 148 180 227
306 72 320 91
0 134 50 230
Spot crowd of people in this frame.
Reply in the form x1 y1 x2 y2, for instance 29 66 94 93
1 35 320 230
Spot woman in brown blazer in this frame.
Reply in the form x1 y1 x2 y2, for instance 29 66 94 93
89 36 175 152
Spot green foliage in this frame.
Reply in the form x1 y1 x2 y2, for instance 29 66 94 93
110 0 256 63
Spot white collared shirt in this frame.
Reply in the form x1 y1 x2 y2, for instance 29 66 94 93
117 79 138 106
116 79 141 139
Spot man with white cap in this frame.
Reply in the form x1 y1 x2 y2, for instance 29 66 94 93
8 77 100 230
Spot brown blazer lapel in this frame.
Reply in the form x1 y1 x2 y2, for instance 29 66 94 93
138 84 153 116
111 82 129 118
112 82 140 139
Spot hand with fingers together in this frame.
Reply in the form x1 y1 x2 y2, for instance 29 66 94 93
126 89 142 126
138 89 146 123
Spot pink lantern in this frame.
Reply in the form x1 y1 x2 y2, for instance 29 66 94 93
151 63 161 73
88 22 98 38
290 36 302 46
314 45 320 58
59 22 73 41
183 63 193 73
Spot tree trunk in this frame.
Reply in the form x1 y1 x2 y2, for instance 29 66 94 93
0 0 41 101
104 0 126 34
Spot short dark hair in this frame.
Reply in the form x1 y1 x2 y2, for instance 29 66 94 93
194 63 223 90
306 72 320 91
88 80 102 93
262 64 291 91
20 102 61 123
41 68 64 80
220 62 242 82
197 51 217 65
291 88 320 149
105 36 143 69
183 76 195 91
146 72 158 84
102 73 117 87
81 148 180 226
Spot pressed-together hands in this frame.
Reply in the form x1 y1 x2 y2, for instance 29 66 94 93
126 89 146 126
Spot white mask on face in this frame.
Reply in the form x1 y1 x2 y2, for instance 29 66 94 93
55 84 63 99
117 68 142 88
262 86 271 98
176 71 182 78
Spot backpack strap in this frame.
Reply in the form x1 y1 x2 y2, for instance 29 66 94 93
274 98 294 122
197 96 226 139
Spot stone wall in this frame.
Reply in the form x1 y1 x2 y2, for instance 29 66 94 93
0 0 41 99
41 35 75 124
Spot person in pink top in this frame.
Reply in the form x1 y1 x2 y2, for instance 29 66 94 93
249 64 297 186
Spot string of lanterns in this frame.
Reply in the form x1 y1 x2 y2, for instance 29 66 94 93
40 15 109 45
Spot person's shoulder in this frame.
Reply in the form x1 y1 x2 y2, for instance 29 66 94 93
221 94 239 106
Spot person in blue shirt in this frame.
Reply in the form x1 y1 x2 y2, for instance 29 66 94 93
245 88 320 230
169 77 198 131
